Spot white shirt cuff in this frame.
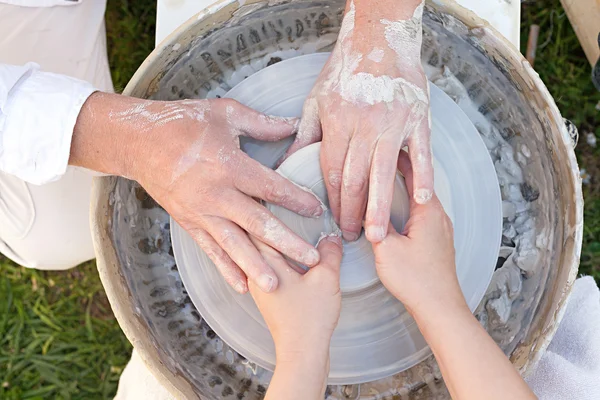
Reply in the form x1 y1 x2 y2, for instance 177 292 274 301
0 63 96 185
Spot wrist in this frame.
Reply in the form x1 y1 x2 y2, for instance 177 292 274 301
275 332 332 364
270 339 330 400
410 293 472 335
70 92 141 178
275 339 330 389
353 0 423 21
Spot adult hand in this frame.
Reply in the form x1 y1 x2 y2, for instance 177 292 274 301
70 93 325 294
285 0 432 244
373 152 462 316
249 235 343 400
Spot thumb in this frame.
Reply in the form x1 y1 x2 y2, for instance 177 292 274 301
371 223 410 268
230 102 299 141
279 97 322 165
314 234 343 274
373 222 405 257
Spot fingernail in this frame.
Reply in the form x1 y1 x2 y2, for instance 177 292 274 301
366 226 386 242
414 189 433 204
343 231 359 242
233 281 247 294
325 235 342 246
303 248 320 265
257 274 275 293
310 203 325 218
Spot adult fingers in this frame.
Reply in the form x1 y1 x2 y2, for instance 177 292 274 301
250 235 306 278
397 150 415 199
407 105 434 204
280 97 322 163
339 138 371 242
222 192 321 267
189 226 248 294
233 153 323 218
365 137 402 243
227 101 299 141
320 119 351 227
202 216 278 293
397 151 445 231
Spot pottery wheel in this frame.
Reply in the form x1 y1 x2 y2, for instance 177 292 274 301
171 53 502 384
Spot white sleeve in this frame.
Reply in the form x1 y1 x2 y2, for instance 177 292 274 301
0 62 96 185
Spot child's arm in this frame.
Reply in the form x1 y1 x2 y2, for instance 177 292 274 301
265 344 330 400
373 152 536 400
248 235 344 400
413 298 536 400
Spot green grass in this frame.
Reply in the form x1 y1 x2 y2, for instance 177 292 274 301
105 0 156 92
0 0 598 399
0 262 131 399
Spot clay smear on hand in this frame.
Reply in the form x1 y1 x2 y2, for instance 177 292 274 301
166 102 213 183
325 1 429 108
367 48 385 63
381 1 424 68
109 102 185 131
109 99 210 132
326 1 432 204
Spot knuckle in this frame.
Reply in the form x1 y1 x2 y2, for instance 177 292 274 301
343 176 368 196
245 211 270 236
222 272 239 288
218 229 238 251
327 170 343 190
204 243 228 265
263 181 290 204
221 98 239 109
341 218 362 233
366 208 385 226
216 263 243 287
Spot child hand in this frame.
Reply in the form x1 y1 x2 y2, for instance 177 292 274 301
373 152 466 317
249 235 343 361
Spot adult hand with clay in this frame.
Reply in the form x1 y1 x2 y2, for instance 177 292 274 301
372 152 536 400
285 0 432 244
69 92 325 294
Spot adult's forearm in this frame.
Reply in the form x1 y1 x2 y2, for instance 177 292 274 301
345 0 425 71
69 92 168 180
70 92 128 176
415 303 536 400
352 0 423 21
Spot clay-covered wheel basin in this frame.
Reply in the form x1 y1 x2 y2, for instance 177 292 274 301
91 0 583 398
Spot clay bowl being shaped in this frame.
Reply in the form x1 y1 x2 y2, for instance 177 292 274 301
91 1 582 399
170 53 502 385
